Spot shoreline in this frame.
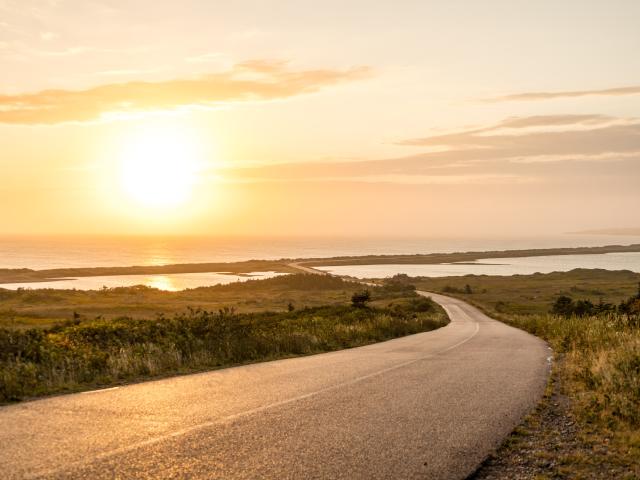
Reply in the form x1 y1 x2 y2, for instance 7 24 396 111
1 243 639 285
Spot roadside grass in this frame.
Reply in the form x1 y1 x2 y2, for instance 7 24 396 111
479 313 640 478
0 275 448 402
414 269 640 477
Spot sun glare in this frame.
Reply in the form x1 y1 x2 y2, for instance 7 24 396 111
119 128 202 208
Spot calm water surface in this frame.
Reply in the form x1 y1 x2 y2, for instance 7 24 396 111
1 271 285 291
317 252 640 278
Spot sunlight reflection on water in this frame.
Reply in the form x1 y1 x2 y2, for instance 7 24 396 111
1 271 286 291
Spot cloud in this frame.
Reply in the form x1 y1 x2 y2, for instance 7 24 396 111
223 173 534 186
498 114 611 128
0 60 372 124
486 85 640 102
396 115 638 149
222 114 640 185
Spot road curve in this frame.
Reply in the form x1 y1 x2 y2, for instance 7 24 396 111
0 293 550 480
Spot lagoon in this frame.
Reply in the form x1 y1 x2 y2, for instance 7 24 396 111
316 252 640 278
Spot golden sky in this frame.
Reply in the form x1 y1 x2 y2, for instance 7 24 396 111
1 1 639 236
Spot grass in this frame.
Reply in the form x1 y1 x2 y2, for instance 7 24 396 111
413 268 640 315
0 275 448 403
0 274 369 329
413 269 640 477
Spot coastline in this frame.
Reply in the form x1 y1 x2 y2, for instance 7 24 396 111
2 243 639 285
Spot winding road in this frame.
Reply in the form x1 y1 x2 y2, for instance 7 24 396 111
0 292 550 479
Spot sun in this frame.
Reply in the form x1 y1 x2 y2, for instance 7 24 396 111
119 127 201 208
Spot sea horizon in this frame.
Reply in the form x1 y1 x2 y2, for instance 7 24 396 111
3 233 640 271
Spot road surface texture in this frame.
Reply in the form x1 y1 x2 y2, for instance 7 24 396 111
1 292 550 479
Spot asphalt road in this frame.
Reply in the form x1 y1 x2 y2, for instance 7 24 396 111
1 292 550 480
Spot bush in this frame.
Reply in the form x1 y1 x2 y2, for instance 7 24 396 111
552 290 638 318
551 295 575 316
440 284 474 294
619 283 640 315
351 290 371 308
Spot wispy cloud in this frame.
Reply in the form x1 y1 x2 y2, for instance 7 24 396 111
396 115 638 149
485 85 640 102
0 60 372 124
225 173 535 185
222 114 640 185
497 114 611 128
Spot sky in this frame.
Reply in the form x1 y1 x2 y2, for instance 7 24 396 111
1 0 639 237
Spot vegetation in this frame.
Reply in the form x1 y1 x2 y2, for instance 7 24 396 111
414 269 640 476
0 274 368 329
0 275 447 402
351 290 371 307
550 283 639 317
441 283 473 295
414 268 640 315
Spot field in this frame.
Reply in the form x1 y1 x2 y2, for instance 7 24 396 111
412 268 640 315
412 269 640 478
0 275 448 402
0 274 368 329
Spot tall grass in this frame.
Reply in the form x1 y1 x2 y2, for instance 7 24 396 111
494 311 640 452
0 296 446 402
